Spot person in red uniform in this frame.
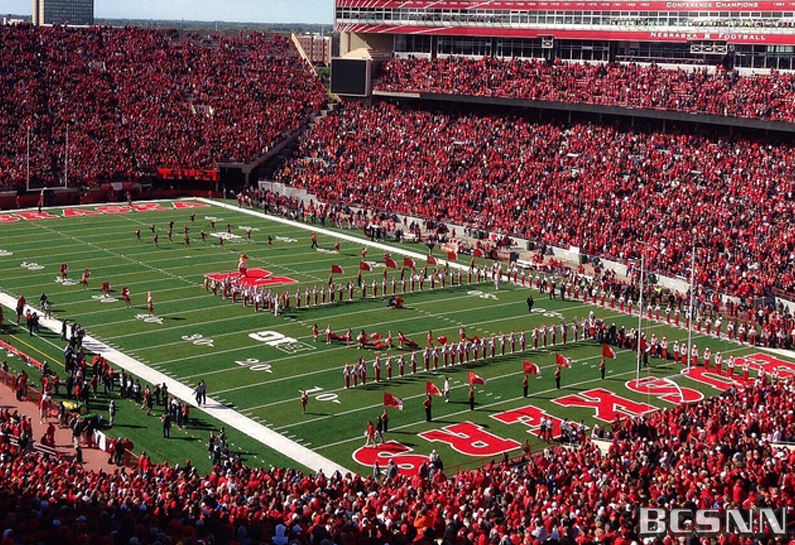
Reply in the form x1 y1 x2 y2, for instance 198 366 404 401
121 286 131 307
364 420 376 447
15 295 25 324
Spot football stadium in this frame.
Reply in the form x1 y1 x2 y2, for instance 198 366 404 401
1 2 795 545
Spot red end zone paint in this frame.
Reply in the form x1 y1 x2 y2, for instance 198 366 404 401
172 201 209 209
739 352 795 378
5 201 208 222
553 388 657 422
418 421 520 456
680 366 747 391
62 208 102 217
625 377 704 404
205 268 297 287
352 441 429 476
491 405 564 439
16 211 58 220
94 205 132 214
130 203 173 212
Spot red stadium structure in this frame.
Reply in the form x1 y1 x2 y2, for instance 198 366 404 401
336 0 795 68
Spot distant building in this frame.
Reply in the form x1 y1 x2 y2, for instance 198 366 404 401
2 16 28 25
32 0 94 26
296 34 335 65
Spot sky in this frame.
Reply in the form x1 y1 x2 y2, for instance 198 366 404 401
5 0 335 25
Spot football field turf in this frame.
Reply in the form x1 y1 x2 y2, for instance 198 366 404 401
0 198 791 475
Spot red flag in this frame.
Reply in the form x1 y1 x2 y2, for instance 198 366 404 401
385 256 397 269
447 251 457 261
523 360 540 374
369 332 382 340
555 353 571 368
331 264 344 275
601 344 617 359
472 248 484 258
383 392 404 411
427 255 437 265
359 261 372 271
403 257 415 268
468 371 486 385
436 335 448 344
426 381 442 396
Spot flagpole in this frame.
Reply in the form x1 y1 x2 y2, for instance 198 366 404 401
26 127 31 192
636 252 644 382
686 247 696 370
64 125 69 188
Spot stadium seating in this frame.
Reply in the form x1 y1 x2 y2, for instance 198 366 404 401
375 56 795 122
0 25 325 188
1 377 793 545
276 101 795 301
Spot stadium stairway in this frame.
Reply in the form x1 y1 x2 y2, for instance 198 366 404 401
256 101 338 181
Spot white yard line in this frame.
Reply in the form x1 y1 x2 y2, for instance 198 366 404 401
314 345 753 451
200 199 480 272
3 198 792 474
210 305 602 394
0 290 350 475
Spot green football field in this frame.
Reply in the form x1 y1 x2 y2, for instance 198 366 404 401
0 198 791 475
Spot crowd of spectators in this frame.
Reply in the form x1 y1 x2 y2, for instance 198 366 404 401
276 101 795 299
2 374 795 545
569 266 795 349
0 25 325 188
375 57 795 122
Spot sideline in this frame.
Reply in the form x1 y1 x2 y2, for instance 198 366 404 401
200 199 795 362
0 291 350 475
198 198 476 272
3 198 794 475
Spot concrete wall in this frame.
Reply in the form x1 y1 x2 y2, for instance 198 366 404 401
339 32 393 57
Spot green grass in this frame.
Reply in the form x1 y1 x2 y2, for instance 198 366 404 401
0 198 789 474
